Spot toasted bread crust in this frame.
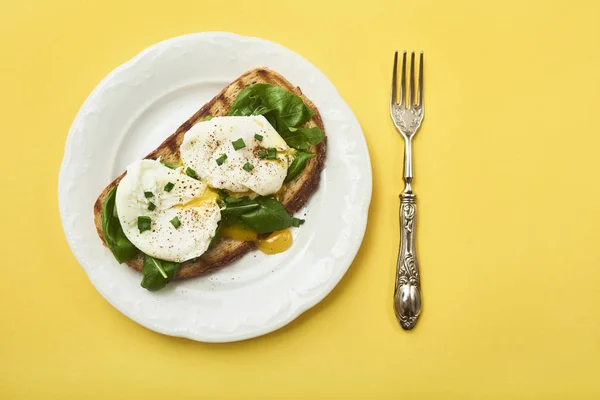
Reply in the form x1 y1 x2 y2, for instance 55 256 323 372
93 68 326 279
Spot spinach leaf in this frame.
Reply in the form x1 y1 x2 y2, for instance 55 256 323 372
228 84 326 150
140 254 180 291
281 126 325 151
209 221 223 248
220 197 260 226
101 186 137 263
240 197 293 234
285 151 315 182
161 160 182 169
229 84 314 128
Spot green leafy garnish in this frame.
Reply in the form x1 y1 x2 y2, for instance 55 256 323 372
254 134 263 141
232 138 246 150
220 197 260 219
148 202 156 211
138 216 151 233
186 167 197 179
266 148 277 160
229 84 314 128
239 197 293 234
161 160 182 169
228 83 325 150
101 186 137 263
258 149 268 159
292 217 305 227
144 191 153 198
216 154 228 166
164 182 175 192
140 254 180 291
170 216 181 229
216 191 294 235
285 151 315 182
282 127 325 150
208 221 223 248
204 115 213 121
243 162 254 172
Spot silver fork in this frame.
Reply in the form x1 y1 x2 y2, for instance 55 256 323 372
390 51 424 330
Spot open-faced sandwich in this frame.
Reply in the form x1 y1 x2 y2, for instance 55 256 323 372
93 68 326 291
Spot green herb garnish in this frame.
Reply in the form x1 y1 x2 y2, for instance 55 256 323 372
170 216 181 229
148 202 156 211
144 191 154 198
243 162 254 172
292 217 305 227
164 182 175 192
254 134 263 141
138 216 151 233
161 160 182 169
266 147 277 160
216 154 228 166
186 167 197 179
232 138 246 150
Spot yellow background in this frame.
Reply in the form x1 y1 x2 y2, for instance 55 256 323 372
1 0 599 398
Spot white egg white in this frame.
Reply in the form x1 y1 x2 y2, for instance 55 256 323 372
115 159 221 263
180 115 291 196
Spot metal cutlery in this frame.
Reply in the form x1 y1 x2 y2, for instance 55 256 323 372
390 51 424 330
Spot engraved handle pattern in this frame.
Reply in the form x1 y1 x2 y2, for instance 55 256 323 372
393 194 422 330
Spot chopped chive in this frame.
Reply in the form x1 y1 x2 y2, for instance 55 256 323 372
204 115 213 121
186 167 197 179
164 182 175 192
148 202 156 211
161 160 182 169
254 134 263 141
144 191 153 198
170 216 181 229
258 149 268 159
138 216 151 232
266 147 277 160
292 218 305 227
216 153 228 166
232 138 246 150
243 162 254 172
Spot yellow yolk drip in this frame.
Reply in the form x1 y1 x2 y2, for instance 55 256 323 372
221 226 293 255
256 229 293 255
221 225 258 242
175 187 219 208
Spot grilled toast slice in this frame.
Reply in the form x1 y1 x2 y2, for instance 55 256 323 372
93 67 326 279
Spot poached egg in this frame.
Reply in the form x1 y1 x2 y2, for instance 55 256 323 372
115 159 221 262
180 115 291 196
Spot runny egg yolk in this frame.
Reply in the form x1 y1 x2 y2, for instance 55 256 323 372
221 226 293 255
256 230 293 254
175 187 220 209
221 225 258 241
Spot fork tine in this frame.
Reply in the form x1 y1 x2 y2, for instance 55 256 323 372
418 51 424 106
400 51 407 108
409 52 415 106
391 51 398 105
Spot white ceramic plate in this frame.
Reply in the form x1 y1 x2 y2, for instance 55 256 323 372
59 32 371 342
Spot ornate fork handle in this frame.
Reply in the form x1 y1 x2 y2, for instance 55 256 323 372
394 193 421 329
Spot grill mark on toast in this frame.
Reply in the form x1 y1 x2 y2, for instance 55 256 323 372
93 67 327 280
